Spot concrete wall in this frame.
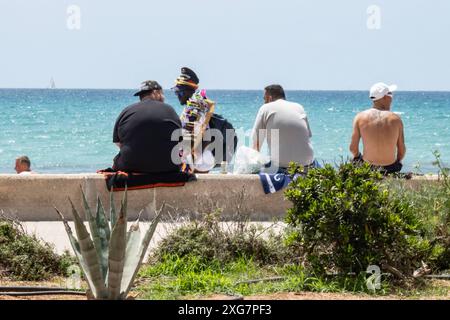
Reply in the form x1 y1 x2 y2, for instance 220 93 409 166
0 173 440 222
0 174 289 221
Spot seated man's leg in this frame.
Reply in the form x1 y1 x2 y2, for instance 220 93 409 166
352 152 363 165
261 161 288 174
381 161 402 174
311 159 321 168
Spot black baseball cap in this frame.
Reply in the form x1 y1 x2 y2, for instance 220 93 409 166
133 80 163 97
173 67 199 89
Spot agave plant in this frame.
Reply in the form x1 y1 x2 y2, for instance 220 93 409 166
54 187 164 300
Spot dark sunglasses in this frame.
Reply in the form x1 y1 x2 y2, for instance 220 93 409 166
172 87 185 96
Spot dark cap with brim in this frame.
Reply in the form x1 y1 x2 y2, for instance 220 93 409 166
133 80 163 96
174 67 199 90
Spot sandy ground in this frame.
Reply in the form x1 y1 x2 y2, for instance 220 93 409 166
0 294 86 300
1 292 448 301
199 292 402 300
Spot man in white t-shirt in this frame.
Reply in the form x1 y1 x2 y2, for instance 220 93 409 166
15 155 35 174
251 84 315 173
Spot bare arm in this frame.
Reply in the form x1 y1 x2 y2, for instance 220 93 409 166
252 109 265 152
252 138 260 152
396 120 406 162
349 115 361 158
305 117 312 138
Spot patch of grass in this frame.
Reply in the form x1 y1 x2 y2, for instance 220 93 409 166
172 270 233 293
136 254 396 300
0 218 76 281
136 254 449 300
141 254 223 277
389 280 450 299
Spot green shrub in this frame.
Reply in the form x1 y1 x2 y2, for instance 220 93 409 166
152 211 293 266
284 162 438 277
431 151 450 270
387 152 450 271
0 219 75 281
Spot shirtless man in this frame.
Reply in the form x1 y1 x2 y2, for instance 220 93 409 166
349 82 406 174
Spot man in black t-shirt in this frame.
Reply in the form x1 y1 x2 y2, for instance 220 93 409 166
112 80 182 173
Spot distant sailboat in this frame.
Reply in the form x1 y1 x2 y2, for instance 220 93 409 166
48 77 56 89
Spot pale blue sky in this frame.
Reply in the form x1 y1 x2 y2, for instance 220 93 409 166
0 0 449 90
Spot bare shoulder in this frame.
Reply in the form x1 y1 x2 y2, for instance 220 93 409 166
384 112 404 131
359 108 374 116
354 109 371 121
388 111 403 123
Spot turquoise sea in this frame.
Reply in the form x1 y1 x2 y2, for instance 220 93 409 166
0 89 449 173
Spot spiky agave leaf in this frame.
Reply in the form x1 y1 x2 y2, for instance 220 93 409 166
121 185 127 220
80 188 104 278
54 207 98 295
110 185 127 230
69 199 107 299
96 196 110 282
80 187 98 233
107 192 127 299
120 203 165 298
119 215 142 297
110 187 117 230
126 209 143 243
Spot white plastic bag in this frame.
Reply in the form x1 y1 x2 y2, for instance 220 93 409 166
232 146 270 174
184 149 216 173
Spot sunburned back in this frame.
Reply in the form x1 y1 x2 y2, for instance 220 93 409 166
358 109 401 166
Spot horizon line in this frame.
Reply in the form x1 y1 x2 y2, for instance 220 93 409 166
1 87 450 93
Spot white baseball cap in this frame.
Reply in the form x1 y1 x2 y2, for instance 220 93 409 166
369 82 397 101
